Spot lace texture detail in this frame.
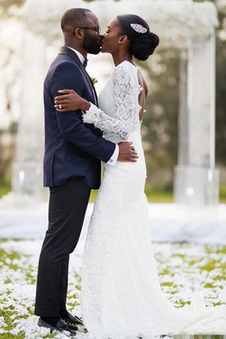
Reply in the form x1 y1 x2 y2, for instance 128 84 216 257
83 104 129 140
82 61 141 142
80 61 226 338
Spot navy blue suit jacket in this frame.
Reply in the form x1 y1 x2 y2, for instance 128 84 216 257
43 47 115 189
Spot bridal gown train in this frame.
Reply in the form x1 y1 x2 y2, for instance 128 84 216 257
79 61 226 338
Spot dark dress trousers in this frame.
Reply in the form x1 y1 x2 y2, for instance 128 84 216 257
35 47 115 317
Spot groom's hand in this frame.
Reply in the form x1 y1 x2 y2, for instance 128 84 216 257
117 142 138 162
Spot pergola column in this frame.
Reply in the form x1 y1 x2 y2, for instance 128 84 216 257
174 32 219 206
12 29 46 199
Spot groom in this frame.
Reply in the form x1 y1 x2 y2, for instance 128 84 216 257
35 7 138 335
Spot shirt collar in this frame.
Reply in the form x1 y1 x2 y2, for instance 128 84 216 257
67 47 86 65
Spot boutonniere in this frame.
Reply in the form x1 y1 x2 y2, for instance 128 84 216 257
91 77 98 85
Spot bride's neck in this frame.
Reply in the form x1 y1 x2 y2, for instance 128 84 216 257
112 51 133 67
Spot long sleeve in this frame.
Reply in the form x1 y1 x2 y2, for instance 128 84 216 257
83 62 140 140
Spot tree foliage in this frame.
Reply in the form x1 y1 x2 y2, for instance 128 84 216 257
140 49 180 189
0 0 24 10
216 38 226 165
215 0 226 166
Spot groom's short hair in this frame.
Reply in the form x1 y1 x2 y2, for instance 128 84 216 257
61 8 91 32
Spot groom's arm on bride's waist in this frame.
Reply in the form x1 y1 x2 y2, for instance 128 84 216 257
49 61 115 163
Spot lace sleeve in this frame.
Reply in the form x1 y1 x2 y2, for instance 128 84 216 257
83 103 129 140
82 62 139 140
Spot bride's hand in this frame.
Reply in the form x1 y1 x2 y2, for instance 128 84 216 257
54 89 90 112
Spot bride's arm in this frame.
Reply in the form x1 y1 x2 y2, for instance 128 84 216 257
54 63 139 140
54 89 90 112
83 63 139 140
55 91 130 140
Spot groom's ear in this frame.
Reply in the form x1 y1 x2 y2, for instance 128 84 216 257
74 28 84 40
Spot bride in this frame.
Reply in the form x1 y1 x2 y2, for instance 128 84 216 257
54 14 226 338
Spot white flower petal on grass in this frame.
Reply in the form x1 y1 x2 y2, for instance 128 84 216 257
0 240 226 337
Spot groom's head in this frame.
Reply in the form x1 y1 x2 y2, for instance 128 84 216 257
61 8 102 56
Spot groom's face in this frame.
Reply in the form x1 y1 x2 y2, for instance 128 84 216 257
82 12 102 55
82 30 101 55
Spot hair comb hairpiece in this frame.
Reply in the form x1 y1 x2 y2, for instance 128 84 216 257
130 23 147 34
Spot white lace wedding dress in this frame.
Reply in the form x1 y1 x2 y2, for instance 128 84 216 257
80 61 226 338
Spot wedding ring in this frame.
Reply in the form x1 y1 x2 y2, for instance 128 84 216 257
59 104 62 109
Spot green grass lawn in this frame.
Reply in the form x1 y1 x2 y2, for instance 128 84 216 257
89 183 174 203
220 185 226 204
1 178 226 204
91 185 226 204
0 240 225 338
0 179 11 199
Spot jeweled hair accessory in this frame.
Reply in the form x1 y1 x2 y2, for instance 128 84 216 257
130 23 147 34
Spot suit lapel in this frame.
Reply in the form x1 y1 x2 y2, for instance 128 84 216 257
59 47 98 105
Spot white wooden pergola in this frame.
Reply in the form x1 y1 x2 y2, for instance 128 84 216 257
12 0 219 205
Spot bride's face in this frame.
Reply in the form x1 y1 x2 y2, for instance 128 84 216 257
101 18 124 54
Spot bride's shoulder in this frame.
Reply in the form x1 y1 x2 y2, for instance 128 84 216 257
113 61 138 78
115 60 137 71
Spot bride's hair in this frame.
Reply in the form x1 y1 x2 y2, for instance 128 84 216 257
117 14 159 61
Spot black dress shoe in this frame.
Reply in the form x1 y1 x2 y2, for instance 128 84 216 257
38 317 77 334
61 311 83 326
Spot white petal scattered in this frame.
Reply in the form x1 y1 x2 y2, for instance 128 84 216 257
0 239 225 337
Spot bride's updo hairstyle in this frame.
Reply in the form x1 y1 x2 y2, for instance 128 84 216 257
117 14 159 61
